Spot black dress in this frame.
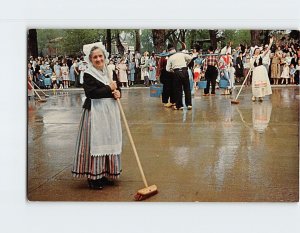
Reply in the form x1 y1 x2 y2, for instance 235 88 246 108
235 56 244 78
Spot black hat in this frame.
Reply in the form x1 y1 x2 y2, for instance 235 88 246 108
167 44 175 51
208 46 214 52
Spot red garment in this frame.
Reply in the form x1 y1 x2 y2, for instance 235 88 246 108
28 79 33 90
155 57 160 78
159 57 167 70
219 55 230 69
193 72 200 81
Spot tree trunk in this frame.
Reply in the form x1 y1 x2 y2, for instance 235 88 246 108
135 29 141 53
179 30 187 43
190 30 196 49
209 30 218 50
289 30 300 40
250 30 262 46
262 30 270 45
116 30 125 56
106 29 112 56
152 29 166 53
28 29 38 58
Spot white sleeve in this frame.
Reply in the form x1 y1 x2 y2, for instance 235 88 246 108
166 59 171 72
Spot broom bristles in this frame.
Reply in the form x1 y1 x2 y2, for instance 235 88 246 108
134 190 158 201
38 99 47 103
231 100 239 104
134 185 158 201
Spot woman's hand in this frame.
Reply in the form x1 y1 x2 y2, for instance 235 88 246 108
112 90 121 99
109 81 117 91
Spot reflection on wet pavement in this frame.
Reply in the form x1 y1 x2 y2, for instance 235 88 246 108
27 87 299 201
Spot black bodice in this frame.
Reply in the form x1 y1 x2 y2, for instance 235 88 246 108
254 56 263 67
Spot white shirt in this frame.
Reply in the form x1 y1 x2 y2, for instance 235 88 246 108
166 52 192 72
262 50 271 65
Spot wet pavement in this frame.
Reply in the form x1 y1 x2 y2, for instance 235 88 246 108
27 86 299 202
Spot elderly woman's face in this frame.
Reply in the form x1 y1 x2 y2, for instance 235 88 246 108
91 48 105 69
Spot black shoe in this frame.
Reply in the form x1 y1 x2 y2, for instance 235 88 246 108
100 177 115 186
87 179 104 189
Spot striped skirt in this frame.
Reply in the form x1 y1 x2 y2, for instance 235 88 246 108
72 109 122 180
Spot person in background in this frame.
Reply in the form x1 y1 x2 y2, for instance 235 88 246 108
73 59 80 87
107 59 116 81
243 56 252 86
289 64 296 84
128 58 136 86
117 58 128 87
193 63 201 89
159 52 174 108
271 51 281 85
235 52 244 83
202 46 219 96
134 53 141 84
37 70 46 89
141 51 150 86
228 62 236 94
280 62 290 85
27 63 34 100
166 44 192 110
44 65 53 89
69 59 77 87
61 62 70 88
79 60 89 85
295 59 300 85
33 60 41 84
290 53 298 67
51 71 58 89
148 53 157 85
40 61 46 73
218 52 232 95
262 44 271 74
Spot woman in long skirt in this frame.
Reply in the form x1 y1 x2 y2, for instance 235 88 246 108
271 52 281 85
250 37 273 102
69 59 76 87
72 43 122 189
128 58 136 86
148 54 157 85
235 52 244 83
61 63 69 88
117 58 128 87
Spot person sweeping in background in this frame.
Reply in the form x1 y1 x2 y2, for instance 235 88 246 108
72 42 122 189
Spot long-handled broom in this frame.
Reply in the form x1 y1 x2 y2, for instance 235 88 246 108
32 81 50 97
115 97 158 201
231 68 252 104
28 82 47 103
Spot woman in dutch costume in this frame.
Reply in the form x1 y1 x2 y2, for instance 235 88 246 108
250 37 273 102
72 43 122 189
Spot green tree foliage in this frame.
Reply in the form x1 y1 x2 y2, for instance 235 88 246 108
62 29 106 56
37 29 65 56
185 30 210 50
222 30 251 47
140 29 154 53
37 29 106 57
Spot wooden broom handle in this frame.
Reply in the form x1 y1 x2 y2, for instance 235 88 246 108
28 81 43 100
32 81 48 95
234 68 252 101
116 98 149 188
